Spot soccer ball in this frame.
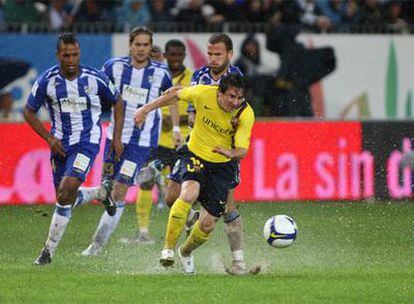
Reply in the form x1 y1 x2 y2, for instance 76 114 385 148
263 215 298 248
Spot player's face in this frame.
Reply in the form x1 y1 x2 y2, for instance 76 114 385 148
56 43 80 78
130 34 152 66
165 46 185 73
218 86 244 112
207 42 232 74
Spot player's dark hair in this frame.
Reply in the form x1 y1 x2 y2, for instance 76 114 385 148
208 33 233 51
218 74 246 94
129 26 153 45
165 39 186 53
57 32 79 51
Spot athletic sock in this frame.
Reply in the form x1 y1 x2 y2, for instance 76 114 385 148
181 221 211 255
164 198 192 249
90 202 125 248
73 186 105 208
136 189 152 232
45 203 72 256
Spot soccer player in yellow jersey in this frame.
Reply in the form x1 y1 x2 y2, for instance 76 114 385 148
134 74 255 274
133 39 192 243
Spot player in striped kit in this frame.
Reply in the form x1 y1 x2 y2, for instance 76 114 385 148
25 33 124 265
163 34 250 275
81 27 178 256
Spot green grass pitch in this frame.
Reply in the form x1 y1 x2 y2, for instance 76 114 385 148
0 201 413 303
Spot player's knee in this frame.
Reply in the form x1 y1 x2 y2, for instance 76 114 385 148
57 187 76 205
223 209 241 224
199 219 215 234
139 180 154 190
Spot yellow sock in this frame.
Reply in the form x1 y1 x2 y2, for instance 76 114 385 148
136 189 152 231
182 221 211 254
164 198 192 249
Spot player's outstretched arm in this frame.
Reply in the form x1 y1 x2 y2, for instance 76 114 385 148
24 106 66 157
134 88 181 127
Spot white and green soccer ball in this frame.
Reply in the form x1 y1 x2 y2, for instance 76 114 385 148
263 215 298 248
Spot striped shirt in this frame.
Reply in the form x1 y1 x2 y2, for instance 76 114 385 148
27 65 119 149
103 57 172 147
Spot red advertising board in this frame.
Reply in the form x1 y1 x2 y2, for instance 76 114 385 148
234 121 366 201
0 121 379 204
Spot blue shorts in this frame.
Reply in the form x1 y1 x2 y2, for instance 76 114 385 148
102 139 151 186
51 143 100 188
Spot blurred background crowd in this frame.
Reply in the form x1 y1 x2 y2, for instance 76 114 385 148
1 0 414 33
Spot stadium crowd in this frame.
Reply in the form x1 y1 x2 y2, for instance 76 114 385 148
1 0 414 33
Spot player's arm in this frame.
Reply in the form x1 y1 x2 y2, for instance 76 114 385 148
169 102 183 147
24 106 66 157
111 95 124 160
213 107 255 160
134 87 182 127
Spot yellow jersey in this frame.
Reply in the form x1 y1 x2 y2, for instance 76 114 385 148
158 67 193 149
178 85 255 163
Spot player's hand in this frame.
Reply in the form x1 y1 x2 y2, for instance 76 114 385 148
212 146 233 159
172 127 183 148
47 135 66 158
110 138 124 162
134 107 148 128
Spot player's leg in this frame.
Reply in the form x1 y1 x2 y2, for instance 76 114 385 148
166 158 199 233
72 139 115 214
178 207 219 274
82 181 128 255
82 144 151 255
223 188 246 274
35 145 99 265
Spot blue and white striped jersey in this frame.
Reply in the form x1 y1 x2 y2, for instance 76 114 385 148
190 65 243 86
187 65 243 112
27 65 120 149
103 57 172 147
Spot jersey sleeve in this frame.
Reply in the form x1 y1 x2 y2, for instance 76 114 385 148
97 72 120 105
26 78 47 112
234 106 255 149
101 60 113 81
178 86 199 109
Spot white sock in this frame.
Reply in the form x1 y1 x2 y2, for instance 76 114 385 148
232 249 244 263
90 202 125 248
73 186 106 208
187 208 196 223
45 203 72 256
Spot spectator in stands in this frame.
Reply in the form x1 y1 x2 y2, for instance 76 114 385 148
3 0 42 24
75 0 102 23
150 0 173 23
264 0 301 25
234 34 275 116
234 35 261 77
384 0 409 33
244 0 263 23
118 0 151 28
174 0 214 28
318 0 359 28
207 0 245 24
49 0 73 31
296 0 332 32
357 0 385 32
